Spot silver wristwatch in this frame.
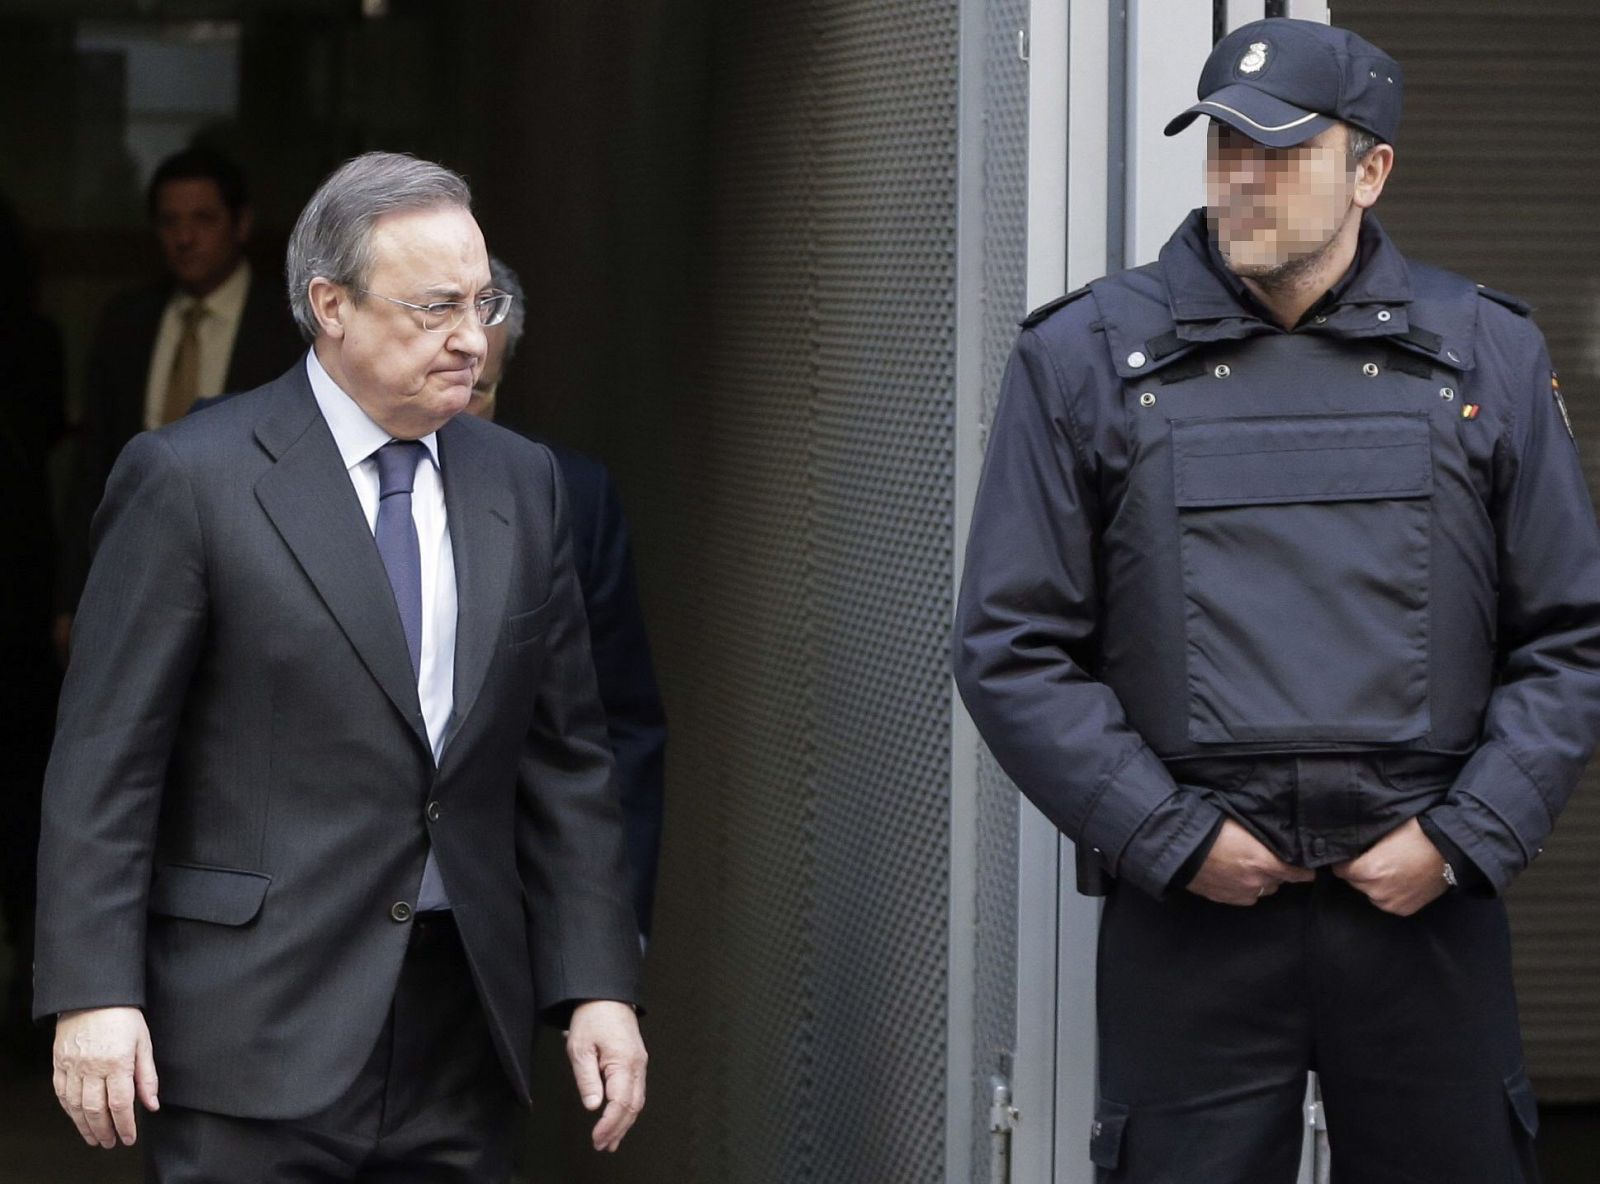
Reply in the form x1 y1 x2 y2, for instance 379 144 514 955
1441 861 1459 890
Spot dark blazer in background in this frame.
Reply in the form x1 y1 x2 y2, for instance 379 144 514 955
34 363 641 1118
61 270 304 608
537 439 666 939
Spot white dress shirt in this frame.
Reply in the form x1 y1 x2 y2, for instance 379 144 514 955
306 350 458 909
143 259 254 429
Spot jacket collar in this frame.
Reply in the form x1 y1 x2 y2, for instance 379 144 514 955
1159 207 1416 343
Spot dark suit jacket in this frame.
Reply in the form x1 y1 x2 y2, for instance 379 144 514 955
537 440 666 939
61 269 304 609
34 363 641 1119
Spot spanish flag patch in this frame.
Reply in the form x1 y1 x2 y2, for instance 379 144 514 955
1461 403 1479 420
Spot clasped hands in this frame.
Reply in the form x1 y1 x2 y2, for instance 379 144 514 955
1186 816 1449 916
52 998 647 1153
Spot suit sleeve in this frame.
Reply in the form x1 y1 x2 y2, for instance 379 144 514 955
1428 330 1600 892
34 432 208 1016
581 469 667 940
516 452 643 1018
953 328 1221 899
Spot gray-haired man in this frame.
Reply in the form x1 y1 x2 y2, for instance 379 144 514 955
35 152 647 1179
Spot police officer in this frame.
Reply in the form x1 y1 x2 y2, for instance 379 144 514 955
954 18 1600 1183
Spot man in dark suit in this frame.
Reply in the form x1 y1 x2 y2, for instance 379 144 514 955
35 152 646 1180
468 256 667 943
58 147 303 650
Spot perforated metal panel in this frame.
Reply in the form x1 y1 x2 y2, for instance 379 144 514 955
807 2 960 1178
546 0 967 1179
1333 0 1600 1102
970 0 1031 1179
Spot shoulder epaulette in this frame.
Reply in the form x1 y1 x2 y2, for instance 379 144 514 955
1475 283 1534 318
1020 285 1092 329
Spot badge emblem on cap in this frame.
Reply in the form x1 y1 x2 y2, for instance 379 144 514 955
1239 42 1269 74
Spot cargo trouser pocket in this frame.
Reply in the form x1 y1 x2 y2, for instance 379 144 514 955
1089 1098 1129 1170
1172 413 1433 744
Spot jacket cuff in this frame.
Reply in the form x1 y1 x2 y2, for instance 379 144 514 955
1415 811 1491 896
1077 745 1196 897
1431 742 1553 894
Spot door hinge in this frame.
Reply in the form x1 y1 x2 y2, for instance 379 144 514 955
989 1076 1019 1184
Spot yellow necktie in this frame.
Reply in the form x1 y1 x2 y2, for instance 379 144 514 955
161 302 207 424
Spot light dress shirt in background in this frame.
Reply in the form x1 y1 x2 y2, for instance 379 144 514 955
142 259 254 429
307 349 459 911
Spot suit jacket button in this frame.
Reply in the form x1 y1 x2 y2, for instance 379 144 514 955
426 800 441 823
390 901 413 923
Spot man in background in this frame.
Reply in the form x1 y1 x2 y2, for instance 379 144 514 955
59 146 302 650
469 255 667 944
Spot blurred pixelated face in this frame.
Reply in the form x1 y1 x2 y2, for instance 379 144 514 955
333 206 490 439
153 178 249 296
466 321 508 420
1206 121 1355 278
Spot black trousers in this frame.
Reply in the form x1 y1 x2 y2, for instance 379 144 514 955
1093 870 1541 1184
144 914 516 1183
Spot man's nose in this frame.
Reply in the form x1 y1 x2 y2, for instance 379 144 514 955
450 314 487 363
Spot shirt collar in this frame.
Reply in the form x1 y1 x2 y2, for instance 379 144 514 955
173 258 253 323
305 348 440 473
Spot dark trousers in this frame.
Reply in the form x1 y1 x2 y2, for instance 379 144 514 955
1093 870 1541 1184
144 914 516 1183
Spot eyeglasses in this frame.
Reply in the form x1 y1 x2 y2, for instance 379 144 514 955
359 289 514 333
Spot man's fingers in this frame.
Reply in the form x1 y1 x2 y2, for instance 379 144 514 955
592 1097 631 1151
568 1041 605 1111
135 1037 160 1112
592 1064 644 1151
105 1067 139 1146
54 1068 95 1146
79 1075 117 1149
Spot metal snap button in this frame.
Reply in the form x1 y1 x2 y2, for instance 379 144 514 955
1314 315 1328 324
1440 387 1455 401
1446 349 1461 364
390 901 413 923
1376 310 1392 323
1362 363 1379 378
1138 392 1156 407
1214 364 1231 379
426 800 441 822
1093 1121 1103 1137
1127 351 1147 369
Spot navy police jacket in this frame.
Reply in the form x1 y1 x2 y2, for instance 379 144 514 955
954 209 1600 899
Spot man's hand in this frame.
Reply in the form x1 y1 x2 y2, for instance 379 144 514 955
1187 818 1315 906
1333 817 1449 917
566 1000 647 1152
52 1006 159 1148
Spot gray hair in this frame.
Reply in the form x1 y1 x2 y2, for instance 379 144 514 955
488 255 527 360
1346 126 1381 169
286 151 473 341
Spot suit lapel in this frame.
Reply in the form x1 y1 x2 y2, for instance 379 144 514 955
252 372 430 753
440 418 514 731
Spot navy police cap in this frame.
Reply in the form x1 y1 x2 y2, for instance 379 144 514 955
1164 18 1402 148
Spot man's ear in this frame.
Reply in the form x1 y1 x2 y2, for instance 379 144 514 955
1353 143 1395 210
233 205 255 245
307 277 346 340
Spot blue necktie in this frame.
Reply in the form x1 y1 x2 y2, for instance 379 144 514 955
374 440 451 912
373 440 426 675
